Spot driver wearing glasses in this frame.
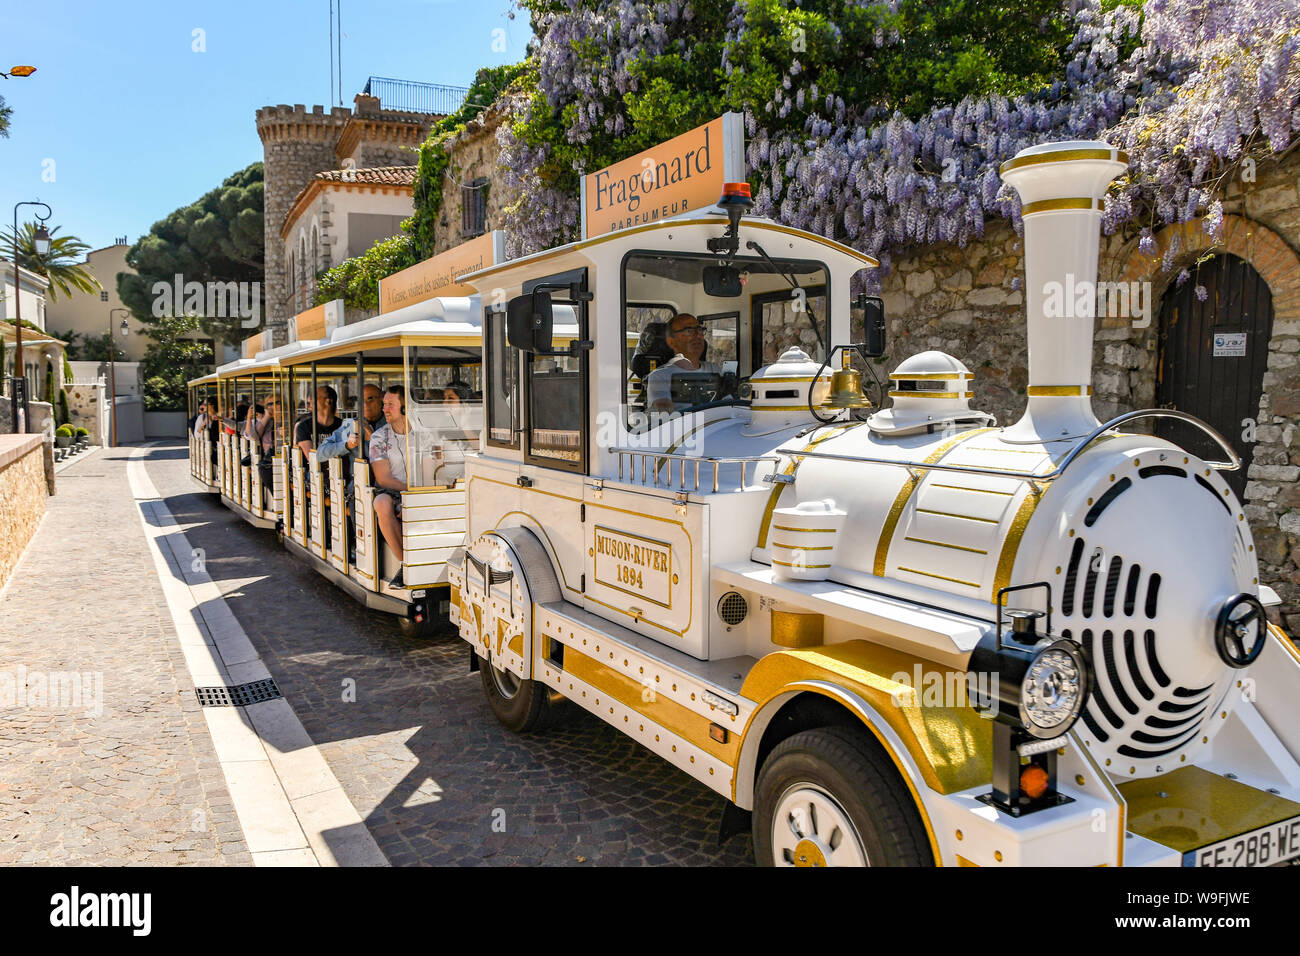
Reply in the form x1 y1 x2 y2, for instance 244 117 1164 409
646 313 722 412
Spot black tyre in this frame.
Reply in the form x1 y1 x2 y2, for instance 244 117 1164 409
478 652 561 733
753 726 933 867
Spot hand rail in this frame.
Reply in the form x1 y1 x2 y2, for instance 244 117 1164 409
615 449 781 493
774 409 1241 485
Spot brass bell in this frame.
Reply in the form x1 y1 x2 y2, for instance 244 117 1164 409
824 351 872 409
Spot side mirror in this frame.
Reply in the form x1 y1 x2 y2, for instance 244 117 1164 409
506 290 554 353
855 294 886 358
703 265 743 298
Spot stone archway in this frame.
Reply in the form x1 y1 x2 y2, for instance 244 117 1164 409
1118 215 1300 629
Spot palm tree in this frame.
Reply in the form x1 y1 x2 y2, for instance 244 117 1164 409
3 222 102 301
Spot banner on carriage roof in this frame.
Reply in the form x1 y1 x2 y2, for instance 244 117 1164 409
241 328 273 359
289 299 343 343
378 231 505 314
580 112 746 240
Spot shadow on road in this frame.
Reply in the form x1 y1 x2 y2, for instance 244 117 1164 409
141 441 753 866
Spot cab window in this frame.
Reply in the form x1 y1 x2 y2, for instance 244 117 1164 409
621 250 828 429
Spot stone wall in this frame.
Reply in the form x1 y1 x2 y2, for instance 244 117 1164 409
432 108 507 254
66 382 106 445
878 151 1300 628
0 434 48 590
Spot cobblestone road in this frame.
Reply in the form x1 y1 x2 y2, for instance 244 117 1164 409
0 446 250 865
144 442 753 866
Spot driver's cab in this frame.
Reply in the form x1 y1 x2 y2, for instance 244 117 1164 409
457 208 879 663
463 208 878 485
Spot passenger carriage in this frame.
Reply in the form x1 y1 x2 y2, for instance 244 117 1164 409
187 372 221 492
446 142 1300 867
211 340 320 529
276 297 485 637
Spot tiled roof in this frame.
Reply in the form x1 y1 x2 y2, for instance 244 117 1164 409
313 165 417 186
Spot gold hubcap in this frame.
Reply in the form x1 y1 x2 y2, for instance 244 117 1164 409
792 838 827 867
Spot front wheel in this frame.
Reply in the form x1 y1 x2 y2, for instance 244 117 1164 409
753 727 933 867
478 652 561 733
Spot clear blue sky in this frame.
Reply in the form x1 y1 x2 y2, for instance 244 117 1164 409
0 0 524 253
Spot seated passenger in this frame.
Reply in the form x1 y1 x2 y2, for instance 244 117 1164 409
441 381 479 441
369 385 410 589
294 385 343 459
645 313 721 412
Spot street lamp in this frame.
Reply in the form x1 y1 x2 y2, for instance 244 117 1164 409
10 200 52 434
109 308 130 447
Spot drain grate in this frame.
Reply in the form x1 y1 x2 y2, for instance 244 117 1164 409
195 678 282 707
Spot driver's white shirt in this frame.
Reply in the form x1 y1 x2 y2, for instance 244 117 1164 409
646 355 721 408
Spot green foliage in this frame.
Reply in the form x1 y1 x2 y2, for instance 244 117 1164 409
57 388 70 427
3 223 102 302
74 426 88 437
43 360 54 406
139 314 215 411
119 163 264 342
314 233 417 311
78 331 128 362
48 328 82 359
0 93 10 138
55 424 73 438
61 351 73 383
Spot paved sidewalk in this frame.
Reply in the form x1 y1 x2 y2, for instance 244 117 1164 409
0 444 250 865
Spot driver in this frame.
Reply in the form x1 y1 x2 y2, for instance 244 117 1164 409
646 313 722 412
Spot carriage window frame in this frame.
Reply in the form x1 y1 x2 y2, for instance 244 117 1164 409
522 267 590 475
485 304 519 450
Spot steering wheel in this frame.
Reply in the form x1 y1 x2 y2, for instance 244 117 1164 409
678 374 753 415
1214 593 1267 668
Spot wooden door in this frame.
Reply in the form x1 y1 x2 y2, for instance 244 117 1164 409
1155 254 1274 499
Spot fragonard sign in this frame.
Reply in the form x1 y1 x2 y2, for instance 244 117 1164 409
581 113 745 239
379 231 504 314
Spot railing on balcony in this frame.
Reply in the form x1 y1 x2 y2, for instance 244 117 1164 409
362 77 469 116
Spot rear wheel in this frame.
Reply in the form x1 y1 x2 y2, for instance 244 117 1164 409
753 726 932 867
478 652 560 733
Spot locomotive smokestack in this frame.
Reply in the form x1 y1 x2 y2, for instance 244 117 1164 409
999 142 1129 443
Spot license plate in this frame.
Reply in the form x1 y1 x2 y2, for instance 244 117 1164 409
1185 815 1300 867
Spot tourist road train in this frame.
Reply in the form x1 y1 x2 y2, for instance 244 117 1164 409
192 140 1300 867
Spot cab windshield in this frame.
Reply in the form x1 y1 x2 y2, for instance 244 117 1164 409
622 251 828 430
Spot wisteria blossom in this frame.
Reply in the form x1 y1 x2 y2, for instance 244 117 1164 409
498 0 1300 277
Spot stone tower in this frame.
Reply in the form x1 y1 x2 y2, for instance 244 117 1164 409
256 105 352 346
256 98 439 345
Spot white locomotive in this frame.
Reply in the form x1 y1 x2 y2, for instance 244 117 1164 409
448 141 1300 867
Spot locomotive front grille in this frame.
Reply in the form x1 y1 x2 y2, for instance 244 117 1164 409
1053 459 1249 776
